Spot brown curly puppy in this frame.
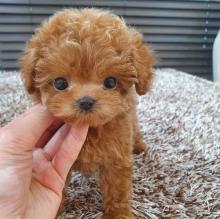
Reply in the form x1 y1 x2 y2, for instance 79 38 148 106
20 8 155 219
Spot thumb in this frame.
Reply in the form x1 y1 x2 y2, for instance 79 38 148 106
0 105 55 152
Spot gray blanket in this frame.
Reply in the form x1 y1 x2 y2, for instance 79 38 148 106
0 69 220 218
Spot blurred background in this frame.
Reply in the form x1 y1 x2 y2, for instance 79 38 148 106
0 0 220 80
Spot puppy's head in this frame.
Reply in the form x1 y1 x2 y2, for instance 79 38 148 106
21 9 155 126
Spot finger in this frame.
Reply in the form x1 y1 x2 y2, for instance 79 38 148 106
43 124 71 160
52 124 88 180
36 119 64 148
0 105 55 151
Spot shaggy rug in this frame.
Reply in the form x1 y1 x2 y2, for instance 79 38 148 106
0 69 220 219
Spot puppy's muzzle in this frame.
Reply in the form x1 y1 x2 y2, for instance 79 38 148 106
76 96 96 112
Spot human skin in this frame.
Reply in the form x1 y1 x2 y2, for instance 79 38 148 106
0 104 88 219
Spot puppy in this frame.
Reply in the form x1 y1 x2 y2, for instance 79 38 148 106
20 8 155 219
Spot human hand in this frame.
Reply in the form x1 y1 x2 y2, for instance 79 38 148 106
0 105 88 219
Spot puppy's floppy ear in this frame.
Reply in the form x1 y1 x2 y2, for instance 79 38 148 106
132 32 155 95
20 44 41 101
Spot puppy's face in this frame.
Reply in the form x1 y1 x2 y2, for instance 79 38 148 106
21 9 155 126
34 52 136 126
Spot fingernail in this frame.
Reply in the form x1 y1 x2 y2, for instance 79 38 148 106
69 124 88 142
34 104 47 113
22 104 46 117
59 124 71 139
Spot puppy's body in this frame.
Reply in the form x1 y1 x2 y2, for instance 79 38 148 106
74 92 143 172
21 9 154 219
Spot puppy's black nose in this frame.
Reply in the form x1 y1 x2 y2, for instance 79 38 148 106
77 96 96 111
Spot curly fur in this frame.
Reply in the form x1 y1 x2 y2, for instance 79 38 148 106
20 8 155 219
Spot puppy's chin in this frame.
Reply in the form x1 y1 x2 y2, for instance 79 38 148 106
53 110 121 127
65 118 109 127
60 115 114 127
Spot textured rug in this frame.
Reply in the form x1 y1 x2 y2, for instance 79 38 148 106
0 69 220 219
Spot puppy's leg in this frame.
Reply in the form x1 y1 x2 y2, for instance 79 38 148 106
100 160 134 219
132 114 147 154
133 130 147 154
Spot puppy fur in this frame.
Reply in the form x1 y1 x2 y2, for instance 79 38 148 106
20 8 155 219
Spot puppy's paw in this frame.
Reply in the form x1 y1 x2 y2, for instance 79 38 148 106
102 213 134 219
133 142 147 154
102 208 134 219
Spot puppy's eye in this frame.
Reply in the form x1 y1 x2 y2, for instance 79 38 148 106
103 77 117 89
53 77 68 91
